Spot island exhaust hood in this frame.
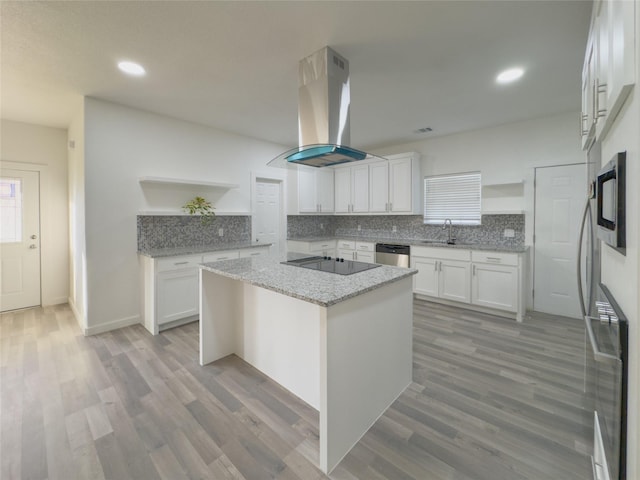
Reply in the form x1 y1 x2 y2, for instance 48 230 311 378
268 47 384 168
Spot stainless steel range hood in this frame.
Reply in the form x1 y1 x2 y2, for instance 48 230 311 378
268 47 384 168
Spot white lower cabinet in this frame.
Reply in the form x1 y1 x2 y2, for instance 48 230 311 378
412 248 471 303
287 240 337 257
337 240 375 263
471 263 518 312
412 246 525 321
142 246 269 335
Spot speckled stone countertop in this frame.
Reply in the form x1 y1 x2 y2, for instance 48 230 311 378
288 236 528 253
200 254 417 307
138 241 272 258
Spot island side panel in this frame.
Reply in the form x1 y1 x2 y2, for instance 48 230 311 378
199 269 243 365
319 276 413 473
240 283 322 410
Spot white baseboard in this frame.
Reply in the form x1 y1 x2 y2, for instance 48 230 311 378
43 296 69 306
84 314 141 336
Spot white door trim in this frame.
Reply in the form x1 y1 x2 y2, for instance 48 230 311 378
250 171 286 255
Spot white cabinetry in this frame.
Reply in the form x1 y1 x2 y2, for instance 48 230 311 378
581 0 635 148
287 239 337 257
141 246 269 335
335 164 369 213
412 247 471 303
368 153 422 214
298 168 334 213
336 239 375 263
412 246 526 321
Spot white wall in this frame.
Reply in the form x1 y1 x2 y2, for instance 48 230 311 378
375 111 585 308
1 119 69 306
79 97 285 334
598 3 640 476
68 107 87 329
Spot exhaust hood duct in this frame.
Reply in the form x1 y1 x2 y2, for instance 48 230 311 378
268 47 384 168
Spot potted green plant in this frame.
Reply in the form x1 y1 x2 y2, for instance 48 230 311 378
183 196 215 225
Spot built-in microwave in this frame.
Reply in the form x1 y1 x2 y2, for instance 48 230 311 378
597 152 626 254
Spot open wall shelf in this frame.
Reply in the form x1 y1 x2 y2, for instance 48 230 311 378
138 176 239 189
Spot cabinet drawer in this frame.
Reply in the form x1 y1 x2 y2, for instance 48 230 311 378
338 240 356 250
239 247 268 258
156 255 203 272
356 241 375 252
309 240 336 252
471 251 518 266
411 246 471 261
202 251 240 262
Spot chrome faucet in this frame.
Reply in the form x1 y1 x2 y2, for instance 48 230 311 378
443 218 455 244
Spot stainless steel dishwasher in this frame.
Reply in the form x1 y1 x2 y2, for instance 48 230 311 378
375 243 410 268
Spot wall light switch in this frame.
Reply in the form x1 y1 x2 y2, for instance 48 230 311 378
218 228 224 237
504 228 515 238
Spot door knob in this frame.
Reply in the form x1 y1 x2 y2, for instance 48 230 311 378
29 244 37 249
31 234 37 239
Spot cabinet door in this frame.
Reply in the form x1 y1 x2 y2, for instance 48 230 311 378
156 269 199 325
471 263 518 312
369 161 389 213
439 260 470 303
351 165 370 213
389 158 413 213
334 167 352 213
298 168 318 213
412 257 439 297
337 248 355 261
605 0 635 122
202 251 240 262
317 169 335 212
581 31 596 150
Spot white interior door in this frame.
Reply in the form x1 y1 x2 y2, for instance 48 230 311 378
254 178 282 255
534 164 586 318
1 169 41 311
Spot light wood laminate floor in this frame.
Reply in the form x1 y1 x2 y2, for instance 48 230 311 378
1 299 592 479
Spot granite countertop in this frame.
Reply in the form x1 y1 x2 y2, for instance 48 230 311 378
138 241 272 258
200 254 417 307
288 236 528 253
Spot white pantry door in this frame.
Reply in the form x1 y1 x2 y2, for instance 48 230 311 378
0 169 41 311
254 179 281 255
534 164 586 318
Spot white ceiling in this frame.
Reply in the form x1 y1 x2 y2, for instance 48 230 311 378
1 1 592 150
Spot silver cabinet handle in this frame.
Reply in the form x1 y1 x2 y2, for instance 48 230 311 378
250 253 261 256
584 316 619 365
433 261 437 272
472 265 476 276
438 261 442 272
174 261 189 265
486 257 501 262
389 202 393 211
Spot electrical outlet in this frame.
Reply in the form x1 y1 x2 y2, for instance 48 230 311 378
218 228 224 237
320 223 324 230
504 228 515 238
392 225 397 232
357 225 361 231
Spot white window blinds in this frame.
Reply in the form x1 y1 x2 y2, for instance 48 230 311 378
424 172 481 225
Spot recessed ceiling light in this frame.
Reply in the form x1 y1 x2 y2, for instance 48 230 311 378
496 67 524 84
118 61 146 76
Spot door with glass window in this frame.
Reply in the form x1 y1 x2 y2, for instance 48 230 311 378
1 169 41 311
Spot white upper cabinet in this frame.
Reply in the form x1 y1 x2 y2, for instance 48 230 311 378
389 156 420 213
582 0 635 148
368 161 390 213
334 164 369 213
298 168 334 213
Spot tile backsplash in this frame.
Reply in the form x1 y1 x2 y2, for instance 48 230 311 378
288 214 524 247
137 215 250 251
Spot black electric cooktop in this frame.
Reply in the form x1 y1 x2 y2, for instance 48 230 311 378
281 256 381 275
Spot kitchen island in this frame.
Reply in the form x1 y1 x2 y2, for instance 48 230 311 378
199 254 416 473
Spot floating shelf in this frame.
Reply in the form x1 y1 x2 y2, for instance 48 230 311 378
482 180 524 188
139 176 239 189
